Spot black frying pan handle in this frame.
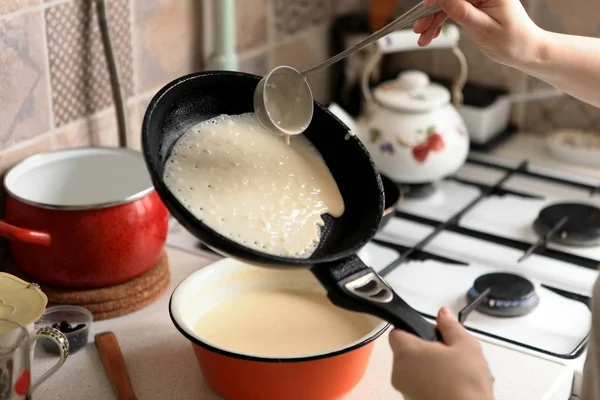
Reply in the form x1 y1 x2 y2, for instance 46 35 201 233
312 254 442 342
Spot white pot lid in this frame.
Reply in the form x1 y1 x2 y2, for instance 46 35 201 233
0 272 47 334
373 70 451 112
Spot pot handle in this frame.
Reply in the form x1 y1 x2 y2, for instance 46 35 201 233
0 221 51 245
312 254 441 342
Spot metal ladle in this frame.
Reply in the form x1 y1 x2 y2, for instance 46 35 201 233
254 1 442 136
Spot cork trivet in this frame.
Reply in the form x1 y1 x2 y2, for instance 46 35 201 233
47 260 169 306
50 272 171 321
5 251 169 304
5 250 171 320
56 272 171 314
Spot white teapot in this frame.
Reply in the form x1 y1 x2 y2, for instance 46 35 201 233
329 25 470 185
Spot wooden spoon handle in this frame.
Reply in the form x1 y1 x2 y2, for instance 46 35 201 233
95 331 138 400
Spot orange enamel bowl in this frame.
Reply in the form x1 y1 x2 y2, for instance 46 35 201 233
170 258 389 400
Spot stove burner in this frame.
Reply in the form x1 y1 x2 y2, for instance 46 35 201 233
466 272 539 317
399 182 436 199
534 202 600 247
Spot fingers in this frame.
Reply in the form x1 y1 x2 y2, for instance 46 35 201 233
436 306 469 345
413 14 435 34
390 307 470 349
417 13 448 46
389 329 418 351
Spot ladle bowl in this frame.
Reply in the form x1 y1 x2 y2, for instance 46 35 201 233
254 66 314 135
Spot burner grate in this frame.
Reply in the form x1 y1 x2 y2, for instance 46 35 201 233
394 211 599 270
380 161 529 276
533 203 600 247
447 176 544 199
466 156 600 195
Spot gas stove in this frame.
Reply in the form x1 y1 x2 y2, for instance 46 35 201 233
167 151 600 398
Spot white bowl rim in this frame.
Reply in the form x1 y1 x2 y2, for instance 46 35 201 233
170 258 390 363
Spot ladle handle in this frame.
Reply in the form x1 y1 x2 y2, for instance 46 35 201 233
312 255 441 342
302 2 441 76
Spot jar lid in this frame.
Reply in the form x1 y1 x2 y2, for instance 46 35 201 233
0 272 47 334
372 70 451 112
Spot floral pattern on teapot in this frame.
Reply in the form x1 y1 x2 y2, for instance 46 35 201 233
406 126 446 163
368 121 469 163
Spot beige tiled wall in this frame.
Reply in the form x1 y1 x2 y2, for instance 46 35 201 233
0 0 364 175
0 0 201 171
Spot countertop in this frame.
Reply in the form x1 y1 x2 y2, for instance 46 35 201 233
33 245 576 400
488 133 600 178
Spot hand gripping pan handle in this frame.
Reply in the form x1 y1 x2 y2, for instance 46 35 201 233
312 255 441 341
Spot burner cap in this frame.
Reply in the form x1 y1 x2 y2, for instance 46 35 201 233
466 272 539 317
399 182 437 199
534 202 600 247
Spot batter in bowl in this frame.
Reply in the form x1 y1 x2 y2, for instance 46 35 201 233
193 288 376 357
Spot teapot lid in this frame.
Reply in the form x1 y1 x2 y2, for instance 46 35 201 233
372 70 451 112
0 272 47 333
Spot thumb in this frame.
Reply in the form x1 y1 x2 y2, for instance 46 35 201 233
436 0 491 32
436 306 469 345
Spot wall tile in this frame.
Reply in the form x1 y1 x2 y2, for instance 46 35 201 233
237 0 268 52
433 28 527 94
522 0 600 132
53 117 94 148
133 0 202 93
273 0 331 38
532 0 600 37
53 111 118 148
129 94 155 151
0 0 40 15
238 51 269 76
0 132 53 173
54 103 139 150
45 0 133 127
523 78 600 132
0 10 51 149
274 24 331 104
386 49 438 78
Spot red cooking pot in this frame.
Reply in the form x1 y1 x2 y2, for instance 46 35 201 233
0 147 169 288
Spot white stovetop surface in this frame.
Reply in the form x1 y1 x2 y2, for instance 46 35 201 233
486 133 600 179
33 134 599 400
